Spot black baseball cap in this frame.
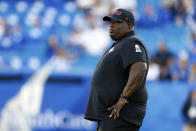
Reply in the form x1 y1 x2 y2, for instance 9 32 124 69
103 8 135 25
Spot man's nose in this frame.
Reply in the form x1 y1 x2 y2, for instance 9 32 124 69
110 23 114 28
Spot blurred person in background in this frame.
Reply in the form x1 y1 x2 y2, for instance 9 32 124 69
172 50 189 82
27 17 46 41
159 63 172 80
182 90 196 131
147 59 160 81
159 0 173 24
11 24 24 46
154 40 173 66
78 23 109 56
186 0 196 32
167 55 176 76
84 11 98 28
73 10 90 31
85 9 149 131
76 0 95 10
0 26 13 49
189 63 196 85
172 57 189 81
0 18 6 39
46 35 74 72
168 0 188 26
190 32 196 52
192 0 196 22
139 4 158 27
112 0 137 11
91 1 110 19
46 35 59 58
46 35 72 59
189 32 196 63
0 22 23 49
67 28 84 48
72 10 110 56
66 28 86 58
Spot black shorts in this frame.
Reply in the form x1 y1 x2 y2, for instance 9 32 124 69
97 117 140 131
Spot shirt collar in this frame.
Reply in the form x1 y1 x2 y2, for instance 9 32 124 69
112 31 135 47
123 30 135 39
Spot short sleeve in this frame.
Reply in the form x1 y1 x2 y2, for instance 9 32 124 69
120 41 147 70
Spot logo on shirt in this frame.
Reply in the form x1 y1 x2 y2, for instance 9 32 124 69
135 44 142 52
108 47 114 53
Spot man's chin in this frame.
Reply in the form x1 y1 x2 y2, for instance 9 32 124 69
110 34 118 41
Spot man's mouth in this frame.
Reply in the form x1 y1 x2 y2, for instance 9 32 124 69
110 29 115 34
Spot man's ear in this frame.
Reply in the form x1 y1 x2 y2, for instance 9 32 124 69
127 23 134 30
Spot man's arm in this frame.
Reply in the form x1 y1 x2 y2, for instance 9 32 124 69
122 61 147 97
108 62 147 119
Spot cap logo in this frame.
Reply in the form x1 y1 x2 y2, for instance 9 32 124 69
125 17 128 21
112 10 122 15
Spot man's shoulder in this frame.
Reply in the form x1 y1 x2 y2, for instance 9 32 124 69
119 36 144 48
128 35 144 45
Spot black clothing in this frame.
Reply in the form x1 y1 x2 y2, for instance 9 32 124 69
85 31 149 126
182 95 196 125
97 117 140 131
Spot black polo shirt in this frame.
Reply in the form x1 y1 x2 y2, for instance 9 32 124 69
84 31 149 126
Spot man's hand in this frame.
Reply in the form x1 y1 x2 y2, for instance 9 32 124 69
108 97 128 119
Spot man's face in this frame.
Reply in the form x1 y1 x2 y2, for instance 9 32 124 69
109 20 130 41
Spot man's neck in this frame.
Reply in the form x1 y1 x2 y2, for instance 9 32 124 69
116 30 135 42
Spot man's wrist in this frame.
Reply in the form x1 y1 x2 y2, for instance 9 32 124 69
120 93 129 103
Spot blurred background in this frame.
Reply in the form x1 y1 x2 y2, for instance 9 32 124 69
0 0 196 131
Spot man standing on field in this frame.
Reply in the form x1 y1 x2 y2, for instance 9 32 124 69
85 8 150 131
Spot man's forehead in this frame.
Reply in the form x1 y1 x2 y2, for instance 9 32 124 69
110 21 128 26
